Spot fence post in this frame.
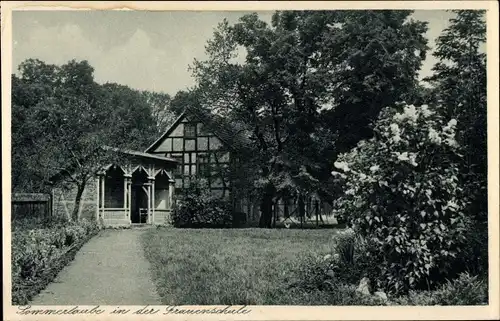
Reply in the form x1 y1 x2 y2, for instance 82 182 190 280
315 200 319 227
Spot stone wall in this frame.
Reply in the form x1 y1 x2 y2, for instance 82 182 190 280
52 177 98 221
153 209 171 225
102 209 129 226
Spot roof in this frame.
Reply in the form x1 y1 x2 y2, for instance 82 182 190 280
49 146 179 184
12 193 50 202
102 146 179 163
145 105 253 153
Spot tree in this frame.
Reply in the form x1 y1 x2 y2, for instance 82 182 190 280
425 10 487 219
141 90 176 135
190 11 429 227
425 10 487 275
12 59 157 220
170 90 200 116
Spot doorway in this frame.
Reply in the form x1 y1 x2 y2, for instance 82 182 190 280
131 168 149 224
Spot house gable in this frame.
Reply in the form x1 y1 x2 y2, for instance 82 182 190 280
146 109 233 196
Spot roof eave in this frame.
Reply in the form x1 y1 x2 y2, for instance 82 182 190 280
144 111 186 153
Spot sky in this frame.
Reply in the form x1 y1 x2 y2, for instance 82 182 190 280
12 10 455 96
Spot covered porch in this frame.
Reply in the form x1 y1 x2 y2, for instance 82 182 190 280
96 149 177 227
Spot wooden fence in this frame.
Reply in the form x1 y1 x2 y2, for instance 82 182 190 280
239 196 336 228
11 193 52 220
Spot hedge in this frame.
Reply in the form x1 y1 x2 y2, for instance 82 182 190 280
11 218 100 305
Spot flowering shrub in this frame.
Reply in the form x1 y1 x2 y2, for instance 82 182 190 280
331 103 470 293
11 218 99 304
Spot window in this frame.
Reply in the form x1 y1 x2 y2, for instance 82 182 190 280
172 138 183 151
184 123 196 137
198 154 210 177
185 139 196 151
171 155 183 175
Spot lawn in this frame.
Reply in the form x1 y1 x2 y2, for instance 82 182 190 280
141 227 339 305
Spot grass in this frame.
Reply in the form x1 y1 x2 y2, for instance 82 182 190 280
141 227 339 305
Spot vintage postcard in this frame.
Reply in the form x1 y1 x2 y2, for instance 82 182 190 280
2 1 499 320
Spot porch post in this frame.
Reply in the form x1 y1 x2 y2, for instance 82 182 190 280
151 179 155 224
123 175 131 219
101 173 105 219
127 176 132 222
95 175 100 221
146 182 150 224
123 175 127 215
146 176 154 224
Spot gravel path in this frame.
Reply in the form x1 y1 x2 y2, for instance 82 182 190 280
30 228 161 305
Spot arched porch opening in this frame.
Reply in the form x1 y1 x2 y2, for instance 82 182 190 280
154 171 171 209
104 166 125 208
98 165 129 224
153 170 175 225
131 167 150 224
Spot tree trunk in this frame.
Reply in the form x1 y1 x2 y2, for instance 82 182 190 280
259 184 274 228
298 194 305 229
71 183 86 222
272 197 279 228
315 200 319 227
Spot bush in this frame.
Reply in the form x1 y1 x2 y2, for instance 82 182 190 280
290 250 487 305
393 273 488 305
332 103 471 294
457 220 488 277
431 273 488 305
171 178 233 228
288 253 388 306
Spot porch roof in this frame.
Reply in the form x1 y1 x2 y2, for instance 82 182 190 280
102 146 179 163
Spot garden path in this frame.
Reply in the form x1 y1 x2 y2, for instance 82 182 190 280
30 228 161 305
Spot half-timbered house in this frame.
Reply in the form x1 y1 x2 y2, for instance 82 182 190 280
144 106 260 223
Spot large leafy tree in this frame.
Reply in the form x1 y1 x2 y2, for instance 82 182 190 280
425 10 487 275
190 11 429 227
12 59 156 220
141 90 176 135
425 10 487 219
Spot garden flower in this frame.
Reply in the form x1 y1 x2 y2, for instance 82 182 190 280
443 118 458 132
334 161 350 172
390 123 400 134
420 104 434 117
428 128 442 145
396 152 410 161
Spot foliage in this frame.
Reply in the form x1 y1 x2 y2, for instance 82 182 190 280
12 59 160 220
141 90 176 135
426 10 488 276
11 218 99 304
332 103 470 294
190 11 429 227
430 273 488 305
171 178 233 228
393 273 488 305
288 232 487 305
